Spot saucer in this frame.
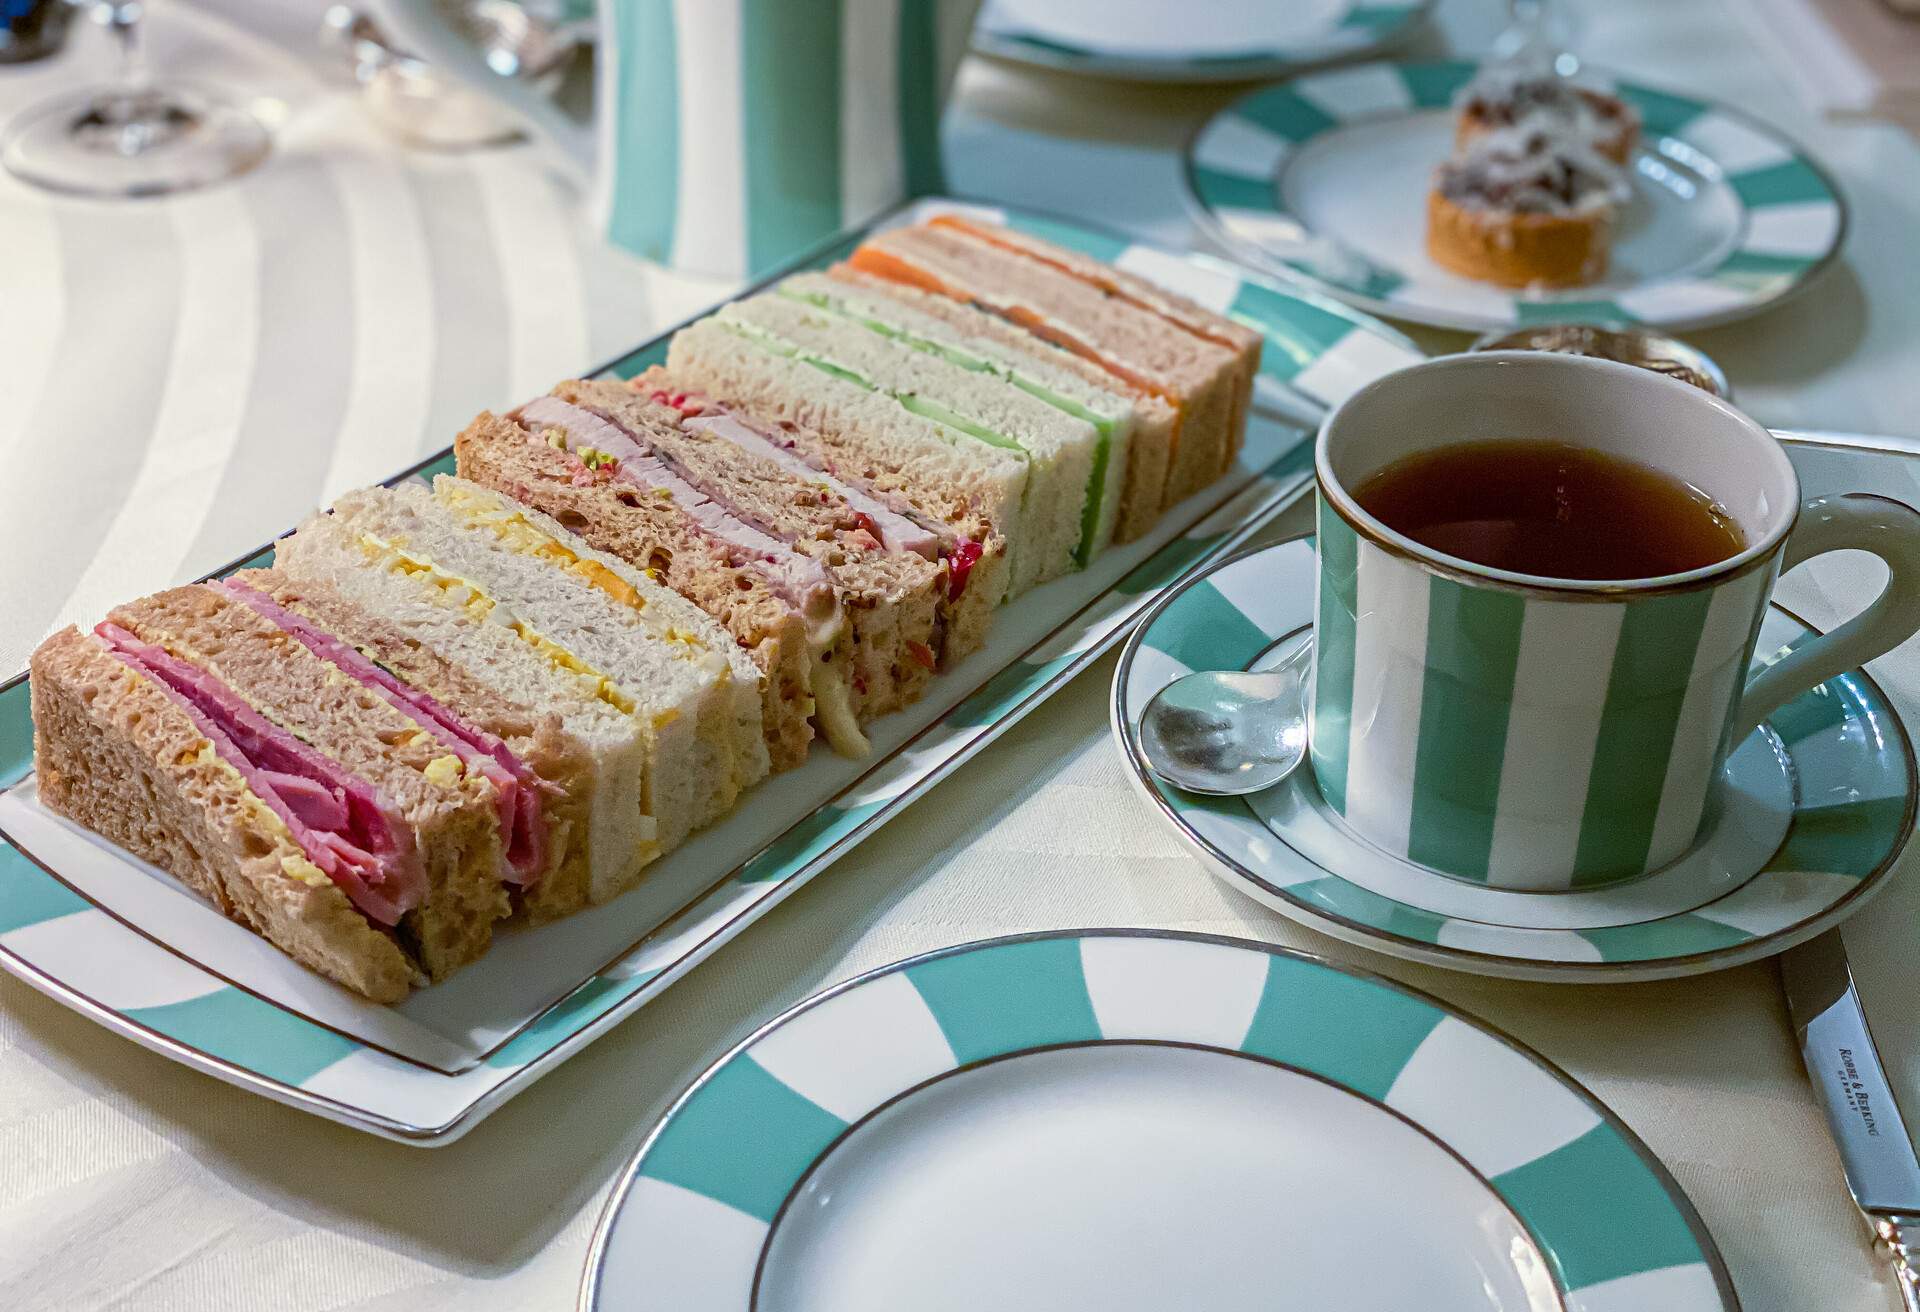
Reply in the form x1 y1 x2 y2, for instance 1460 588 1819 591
584 931 1735 1311
1184 61 1846 332
1112 537 1916 982
973 0 1429 84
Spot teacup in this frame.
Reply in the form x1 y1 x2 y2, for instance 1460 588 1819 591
1310 352 1920 891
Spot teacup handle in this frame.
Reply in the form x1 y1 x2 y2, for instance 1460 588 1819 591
1732 493 1920 742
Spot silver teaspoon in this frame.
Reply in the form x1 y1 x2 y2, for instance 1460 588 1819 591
1139 641 1312 796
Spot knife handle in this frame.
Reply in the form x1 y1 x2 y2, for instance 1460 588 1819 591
1872 1213 1920 1312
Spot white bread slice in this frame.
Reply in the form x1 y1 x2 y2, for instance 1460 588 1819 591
271 477 769 907
820 265 1176 544
318 476 760 868
781 271 1133 561
108 585 509 980
31 626 419 1002
425 477 769 810
715 292 1102 595
667 316 1024 607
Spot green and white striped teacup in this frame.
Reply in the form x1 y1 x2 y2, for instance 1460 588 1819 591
1311 352 1920 891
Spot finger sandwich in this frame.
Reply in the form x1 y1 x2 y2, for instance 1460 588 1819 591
31 593 522 1002
223 568 595 922
846 218 1261 509
629 368 1001 665
274 477 767 902
458 374 962 765
805 265 1177 545
669 289 1110 597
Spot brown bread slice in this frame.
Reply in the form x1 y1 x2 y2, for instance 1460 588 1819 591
108 586 507 980
663 316 1009 650
31 627 418 1002
646 360 1007 662
562 376 949 716
231 568 596 923
455 410 823 770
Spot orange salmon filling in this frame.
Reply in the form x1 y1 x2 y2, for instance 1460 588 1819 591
926 215 1247 356
843 245 1190 457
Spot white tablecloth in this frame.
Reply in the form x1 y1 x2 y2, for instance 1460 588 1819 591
4 1 1919 1308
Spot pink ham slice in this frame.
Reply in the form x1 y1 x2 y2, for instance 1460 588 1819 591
515 396 841 638
94 622 423 926
212 580 550 886
260 770 351 830
675 407 945 560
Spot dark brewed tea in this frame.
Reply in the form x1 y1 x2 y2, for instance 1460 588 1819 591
1353 440 1744 580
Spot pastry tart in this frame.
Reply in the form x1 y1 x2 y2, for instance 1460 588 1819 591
1425 125 1629 288
1454 65 1641 166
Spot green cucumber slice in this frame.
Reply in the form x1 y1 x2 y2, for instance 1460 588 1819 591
782 286 1113 566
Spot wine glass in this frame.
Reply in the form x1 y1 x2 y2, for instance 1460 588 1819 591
1491 0 1580 74
1 0 270 197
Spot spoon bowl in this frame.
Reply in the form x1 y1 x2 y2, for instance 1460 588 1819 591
1139 642 1312 796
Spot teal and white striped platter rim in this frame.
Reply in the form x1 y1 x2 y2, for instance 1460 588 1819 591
1112 536 1915 983
1184 60 1848 332
0 199 1422 1144
583 930 1736 1311
972 0 1429 84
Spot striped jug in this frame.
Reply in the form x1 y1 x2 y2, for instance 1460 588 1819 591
1310 353 1920 891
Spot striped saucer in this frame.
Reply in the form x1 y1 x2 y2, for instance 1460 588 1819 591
585 930 1735 1311
1112 537 1915 983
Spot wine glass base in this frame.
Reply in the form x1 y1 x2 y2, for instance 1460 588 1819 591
1 82 270 198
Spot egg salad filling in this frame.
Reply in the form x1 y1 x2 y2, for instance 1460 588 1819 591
355 532 640 718
432 483 726 674
180 740 332 889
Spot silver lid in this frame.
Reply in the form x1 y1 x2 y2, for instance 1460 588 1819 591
1469 323 1731 400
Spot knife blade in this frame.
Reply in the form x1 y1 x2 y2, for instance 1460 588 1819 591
1783 930 1920 1311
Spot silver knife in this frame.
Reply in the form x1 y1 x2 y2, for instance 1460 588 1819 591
1783 930 1920 1312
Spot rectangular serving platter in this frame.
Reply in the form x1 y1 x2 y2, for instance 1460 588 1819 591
0 197 1421 1143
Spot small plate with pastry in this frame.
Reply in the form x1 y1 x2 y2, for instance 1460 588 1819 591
1186 59 1845 331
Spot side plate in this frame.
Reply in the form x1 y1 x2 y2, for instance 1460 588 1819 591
583 929 1736 1311
0 198 1421 1143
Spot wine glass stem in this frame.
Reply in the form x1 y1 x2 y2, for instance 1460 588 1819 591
1498 0 1566 65
105 0 147 91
